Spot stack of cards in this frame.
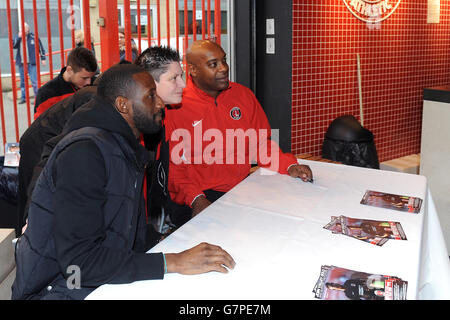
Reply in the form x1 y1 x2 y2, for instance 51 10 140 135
312 265 408 300
323 215 407 246
4 143 20 167
360 190 422 214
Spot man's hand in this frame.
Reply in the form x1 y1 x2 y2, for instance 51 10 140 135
41 60 47 66
165 242 236 274
191 195 211 217
288 164 313 182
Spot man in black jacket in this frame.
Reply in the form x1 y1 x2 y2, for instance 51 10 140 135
33 47 97 119
12 64 235 300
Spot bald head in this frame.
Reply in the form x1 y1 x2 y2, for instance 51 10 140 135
186 40 220 64
186 40 229 98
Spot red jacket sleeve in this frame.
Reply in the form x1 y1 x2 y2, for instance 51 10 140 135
248 91 297 174
166 124 205 207
34 93 74 120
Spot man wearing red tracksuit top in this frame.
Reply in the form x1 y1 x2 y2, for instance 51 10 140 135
165 40 313 217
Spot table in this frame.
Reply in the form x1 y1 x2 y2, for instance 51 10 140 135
86 160 450 300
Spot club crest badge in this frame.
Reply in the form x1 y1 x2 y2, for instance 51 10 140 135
230 106 242 120
157 162 167 196
342 0 402 23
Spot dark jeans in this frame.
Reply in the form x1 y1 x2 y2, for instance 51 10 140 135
18 63 38 100
163 189 226 229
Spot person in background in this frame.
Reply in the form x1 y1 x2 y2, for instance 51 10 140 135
74 29 96 57
34 46 97 119
165 40 313 217
13 22 46 104
12 64 235 300
119 27 138 62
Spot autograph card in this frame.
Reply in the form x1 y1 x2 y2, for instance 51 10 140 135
313 265 408 300
360 190 422 214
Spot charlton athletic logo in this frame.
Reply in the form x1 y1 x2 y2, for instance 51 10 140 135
230 106 242 120
342 0 402 23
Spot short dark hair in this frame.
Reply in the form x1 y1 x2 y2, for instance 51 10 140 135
134 46 180 82
67 47 98 73
97 64 146 105
92 59 132 85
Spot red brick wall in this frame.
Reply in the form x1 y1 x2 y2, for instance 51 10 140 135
291 0 450 162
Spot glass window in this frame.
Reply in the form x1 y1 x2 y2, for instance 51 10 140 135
118 5 157 38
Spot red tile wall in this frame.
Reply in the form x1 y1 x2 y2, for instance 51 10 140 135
291 0 450 162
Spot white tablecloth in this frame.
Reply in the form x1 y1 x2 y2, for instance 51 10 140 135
86 160 450 300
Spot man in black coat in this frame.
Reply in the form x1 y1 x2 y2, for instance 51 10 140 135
33 47 97 119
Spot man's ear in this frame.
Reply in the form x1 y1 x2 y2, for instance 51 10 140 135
65 65 74 79
115 96 130 114
188 63 197 77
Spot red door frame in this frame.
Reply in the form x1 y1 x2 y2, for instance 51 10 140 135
98 0 120 71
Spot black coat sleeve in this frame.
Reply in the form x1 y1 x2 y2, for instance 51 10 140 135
38 37 46 60
53 140 165 287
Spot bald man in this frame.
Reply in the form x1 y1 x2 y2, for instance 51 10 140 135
165 40 313 217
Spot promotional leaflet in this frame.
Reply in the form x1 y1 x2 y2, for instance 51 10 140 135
313 265 408 300
360 190 422 213
3 143 20 167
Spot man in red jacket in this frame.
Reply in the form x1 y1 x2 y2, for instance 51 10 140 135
165 40 313 216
